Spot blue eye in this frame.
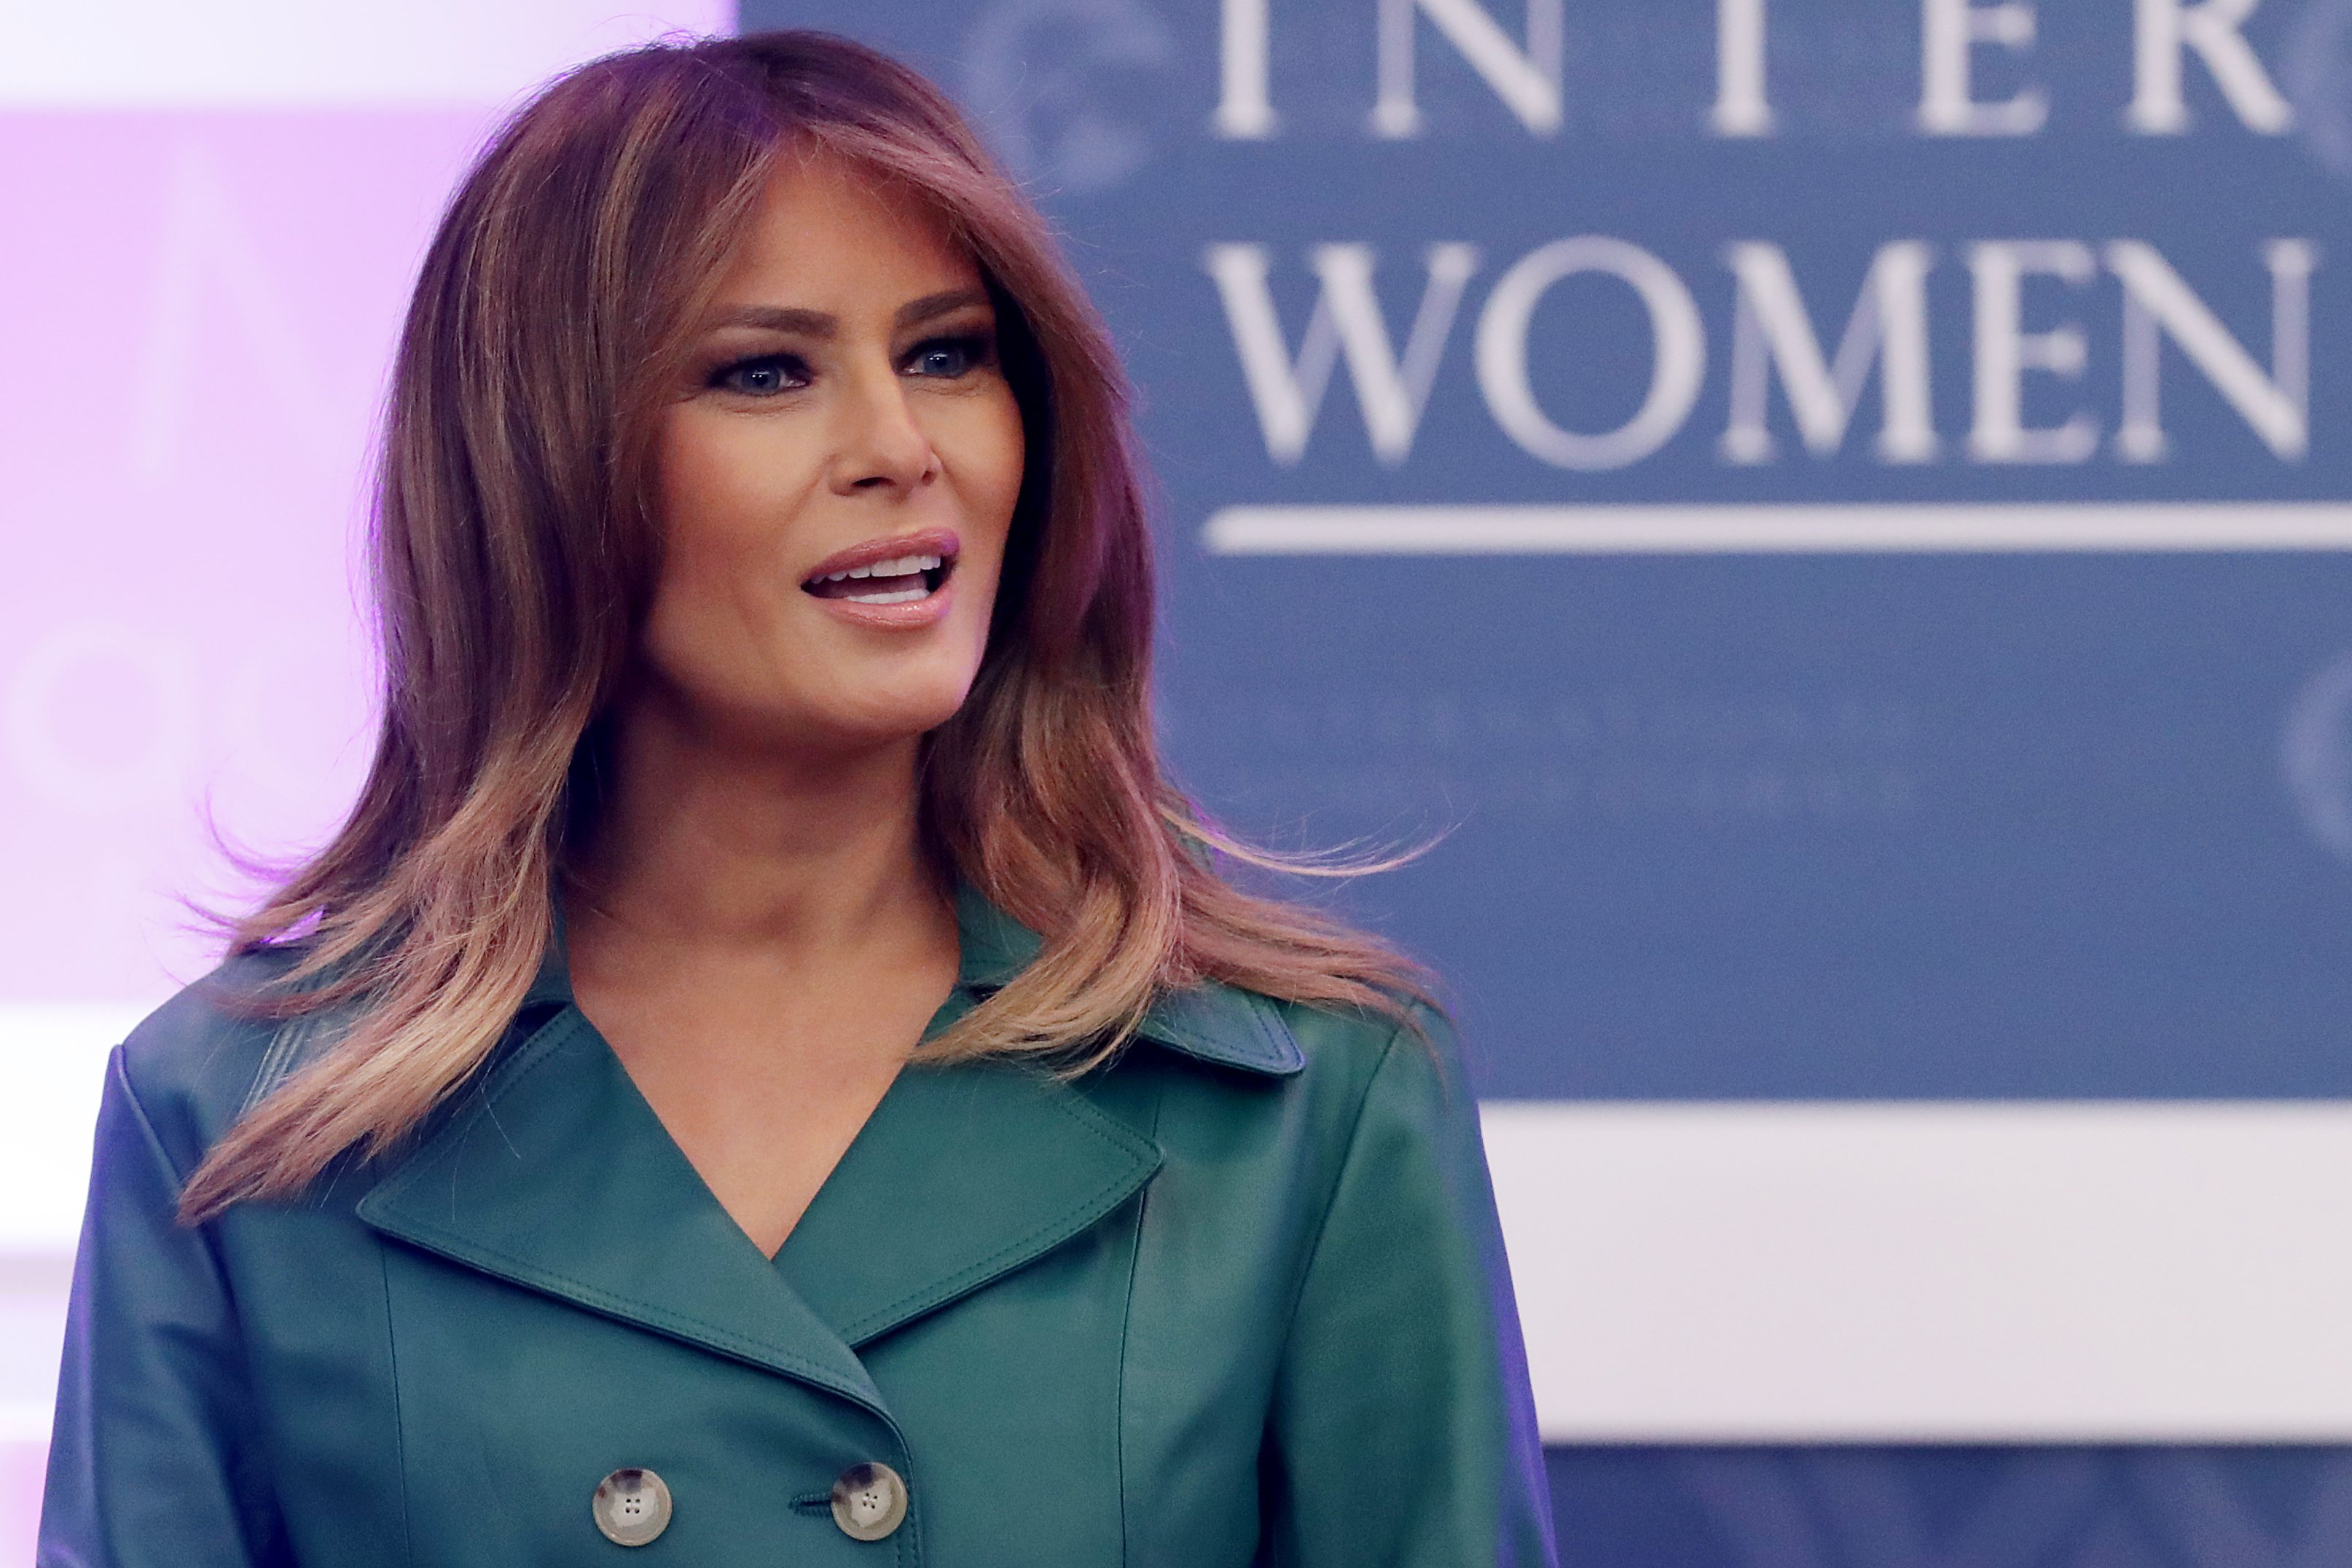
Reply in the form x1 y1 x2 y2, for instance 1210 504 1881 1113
713 355 805 396
906 334 992 378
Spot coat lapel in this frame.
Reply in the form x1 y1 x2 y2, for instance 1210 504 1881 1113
352 883 1297 1387
777 1060 1159 1346
779 885 1294 1346
353 1006 887 1412
951 882 1307 1078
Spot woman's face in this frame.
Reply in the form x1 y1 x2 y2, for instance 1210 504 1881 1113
643 149 1025 758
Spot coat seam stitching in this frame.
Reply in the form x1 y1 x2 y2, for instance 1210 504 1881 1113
238 1014 312 1116
1244 997 1301 1069
377 1247 414 1568
1271 1020 1409 1354
1114 1077 1162 1568
111 1049 292 1560
114 1045 200 1188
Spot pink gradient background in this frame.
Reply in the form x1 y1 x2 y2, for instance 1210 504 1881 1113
2 1442 39 1564
0 109 515 1561
0 111 502 1002
0 12 732 1558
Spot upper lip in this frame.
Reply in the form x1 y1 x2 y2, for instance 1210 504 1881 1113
799 528 961 586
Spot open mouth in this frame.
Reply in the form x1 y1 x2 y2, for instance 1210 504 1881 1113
800 545 955 606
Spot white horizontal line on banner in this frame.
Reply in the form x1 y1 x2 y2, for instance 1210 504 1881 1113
1483 1099 2352 1443
1204 502 2352 554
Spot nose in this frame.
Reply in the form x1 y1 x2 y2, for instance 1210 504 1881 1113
827 367 938 497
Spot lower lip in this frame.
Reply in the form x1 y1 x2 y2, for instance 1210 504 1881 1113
802 571 957 630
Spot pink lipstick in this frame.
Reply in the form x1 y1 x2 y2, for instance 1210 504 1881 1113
799 528 960 629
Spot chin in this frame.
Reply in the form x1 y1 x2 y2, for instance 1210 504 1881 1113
818 679 978 748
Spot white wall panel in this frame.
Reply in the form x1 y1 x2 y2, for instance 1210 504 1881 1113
15 1086 2352 1444
1483 1099 2352 1442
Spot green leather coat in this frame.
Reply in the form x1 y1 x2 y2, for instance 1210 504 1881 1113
40 888 1556 1566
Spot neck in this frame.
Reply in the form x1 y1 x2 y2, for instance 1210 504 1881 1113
563 683 946 965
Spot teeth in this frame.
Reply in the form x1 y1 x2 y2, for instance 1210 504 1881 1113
815 552 944 584
845 586 928 604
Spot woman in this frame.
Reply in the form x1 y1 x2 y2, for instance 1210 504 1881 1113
39 30 1555 1567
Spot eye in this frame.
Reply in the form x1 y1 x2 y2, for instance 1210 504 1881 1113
903 332 994 380
710 353 807 396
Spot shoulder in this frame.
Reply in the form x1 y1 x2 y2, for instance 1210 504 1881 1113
1118 987 1501 1303
1140 971 1457 1093
1276 992 1460 1099
1271 995 1475 1162
1245 998 1505 1294
1132 981 1470 1169
114 947 308 1175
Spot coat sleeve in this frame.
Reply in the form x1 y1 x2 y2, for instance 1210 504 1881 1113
1259 1012 1559 1568
39 1047 288 1568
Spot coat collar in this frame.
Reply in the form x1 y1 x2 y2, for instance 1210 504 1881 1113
946 882 1306 1076
356 882 1287 1403
356 1006 894 1408
775 1059 1157 1347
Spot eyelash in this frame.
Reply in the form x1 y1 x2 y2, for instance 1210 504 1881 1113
707 332 998 398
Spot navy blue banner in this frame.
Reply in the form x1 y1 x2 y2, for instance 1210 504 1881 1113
1546 1446 2352 1566
742 0 2352 1556
749 0 2352 1102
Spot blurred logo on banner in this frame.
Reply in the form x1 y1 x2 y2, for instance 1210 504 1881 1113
2284 650 2352 863
2288 0 2352 178
960 0 1174 193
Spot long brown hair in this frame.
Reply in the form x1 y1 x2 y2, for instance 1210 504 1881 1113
178 30 1430 1224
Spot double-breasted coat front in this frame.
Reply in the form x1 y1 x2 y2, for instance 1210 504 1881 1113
39 887 1557 1566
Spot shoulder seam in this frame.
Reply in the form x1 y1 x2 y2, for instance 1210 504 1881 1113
1268 1015 1412 1357
110 1042 198 1189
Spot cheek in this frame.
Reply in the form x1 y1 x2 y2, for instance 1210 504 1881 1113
657 411 771 549
642 415 804 670
944 389 1027 560
651 410 825 599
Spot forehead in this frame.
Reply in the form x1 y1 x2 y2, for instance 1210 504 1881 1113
713 147 980 307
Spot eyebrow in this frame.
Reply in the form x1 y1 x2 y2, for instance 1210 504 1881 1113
702 288 992 339
706 304 834 337
894 286 990 329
